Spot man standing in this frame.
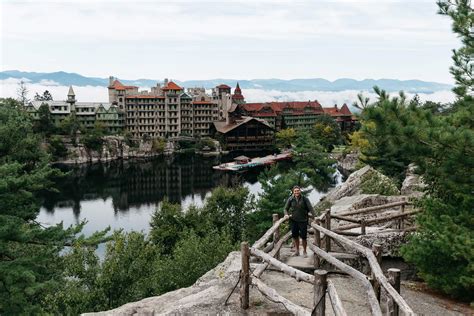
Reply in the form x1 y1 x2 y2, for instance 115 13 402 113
284 186 315 257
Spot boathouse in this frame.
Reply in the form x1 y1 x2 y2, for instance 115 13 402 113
211 116 274 152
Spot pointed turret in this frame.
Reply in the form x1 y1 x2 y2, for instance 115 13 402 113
67 85 76 111
232 82 245 104
68 85 75 97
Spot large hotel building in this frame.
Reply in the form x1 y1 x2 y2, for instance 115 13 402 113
26 77 356 150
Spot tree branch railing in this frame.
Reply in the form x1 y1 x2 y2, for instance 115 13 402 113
311 222 415 315
239 210 414 316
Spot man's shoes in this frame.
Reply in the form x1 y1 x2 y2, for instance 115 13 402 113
291 252 300 257
303 252 308 258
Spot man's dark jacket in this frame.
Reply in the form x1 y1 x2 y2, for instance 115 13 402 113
284 195 315 222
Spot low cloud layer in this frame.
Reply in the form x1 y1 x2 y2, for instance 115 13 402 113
1 78 456 107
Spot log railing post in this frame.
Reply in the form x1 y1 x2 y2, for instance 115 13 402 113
371 243 382 302
240 242 250 309
313 269 327 316
272 213 280 260
361 219 366 235
398 204 405 229
314 219 321 268
387 268 401 316
325 209 331 252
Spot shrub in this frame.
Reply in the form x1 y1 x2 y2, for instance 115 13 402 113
360 170 400 196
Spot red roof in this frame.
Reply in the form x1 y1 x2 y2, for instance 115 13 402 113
217 84 231 89
162 81 183 90
323 104 353 117
242 101 324 115
109 79 137 90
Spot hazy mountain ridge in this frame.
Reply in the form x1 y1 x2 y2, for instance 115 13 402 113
1 70 452 93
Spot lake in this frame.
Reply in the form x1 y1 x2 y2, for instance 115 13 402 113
37 154 343 237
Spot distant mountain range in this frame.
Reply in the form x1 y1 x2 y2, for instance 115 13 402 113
1 70 452 93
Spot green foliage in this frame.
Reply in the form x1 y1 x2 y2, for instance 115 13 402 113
360 171 400 196
59 113 81 143
275 128 296 149
196 137 217 151
152 138 166 153
149 199 188 254
293 130 337 190
437 0 473 99
155 229 235 293
401 198 473 301
202 186 255 243
34 103 55 135
49 135 68 159
310 114 343 151
81 123 105 151
34 90 53 101
0 100 110 314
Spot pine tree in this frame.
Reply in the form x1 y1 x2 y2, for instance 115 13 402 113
0 99 110 314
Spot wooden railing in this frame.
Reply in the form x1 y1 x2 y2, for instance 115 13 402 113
238 204 417 315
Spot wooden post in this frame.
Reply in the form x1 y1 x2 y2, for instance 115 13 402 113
361 219 366 235
240 242 250 309
325 209 331 252
313 269 327 316
387 268 401 316
272 214 280 260
371 243 382 302
398 204 405 229
314 219 321 268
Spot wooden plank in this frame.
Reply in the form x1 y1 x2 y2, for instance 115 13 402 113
308 243 382 316
310 223 415 315
250 247 315 284
325 209 331 252
253 232 291 278
338 201 409 216
327 280 348 316
240 242 250 309
251 277 310 316
253 215 288 249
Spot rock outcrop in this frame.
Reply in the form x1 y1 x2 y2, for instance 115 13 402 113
401 163 426 197
337 151 360 176
56 136 165 164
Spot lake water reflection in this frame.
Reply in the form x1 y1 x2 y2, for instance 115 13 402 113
37 155 342 236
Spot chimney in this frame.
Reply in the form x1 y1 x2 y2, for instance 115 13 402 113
109 76 114 86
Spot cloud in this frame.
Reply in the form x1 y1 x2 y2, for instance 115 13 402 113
0 79 456 106
243 88 456 106
38 79 60 86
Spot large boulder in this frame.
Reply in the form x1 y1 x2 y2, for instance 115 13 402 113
81 252 288 315
401 163 426 198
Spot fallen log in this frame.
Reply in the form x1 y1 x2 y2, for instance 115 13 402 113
327 280 348 316
250 247 314 284
251 277 310 316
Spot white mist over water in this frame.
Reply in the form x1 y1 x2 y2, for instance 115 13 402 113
1 78 456 106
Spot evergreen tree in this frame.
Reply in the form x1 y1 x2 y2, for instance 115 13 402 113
310 114 343 151
0 99 109 314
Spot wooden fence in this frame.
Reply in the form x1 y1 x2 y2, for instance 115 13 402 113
238 201 417 315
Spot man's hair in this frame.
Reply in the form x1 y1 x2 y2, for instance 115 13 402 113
292 185 301 191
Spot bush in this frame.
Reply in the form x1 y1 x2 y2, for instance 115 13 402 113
152 138 166 153
48 135 68 159
360 170 400 196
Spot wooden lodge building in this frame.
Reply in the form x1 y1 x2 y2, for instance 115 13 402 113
239 101 357 132
211 85 275 151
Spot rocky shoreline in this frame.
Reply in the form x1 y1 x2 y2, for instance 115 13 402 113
52 136 224 165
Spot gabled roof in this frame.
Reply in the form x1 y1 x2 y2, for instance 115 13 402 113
108 79 138 90
323 104 353 117
162 81 183 90
242 101 324 115
125 95 165 99
213 116 273 134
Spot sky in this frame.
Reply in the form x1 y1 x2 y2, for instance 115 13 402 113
0 0 459 83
